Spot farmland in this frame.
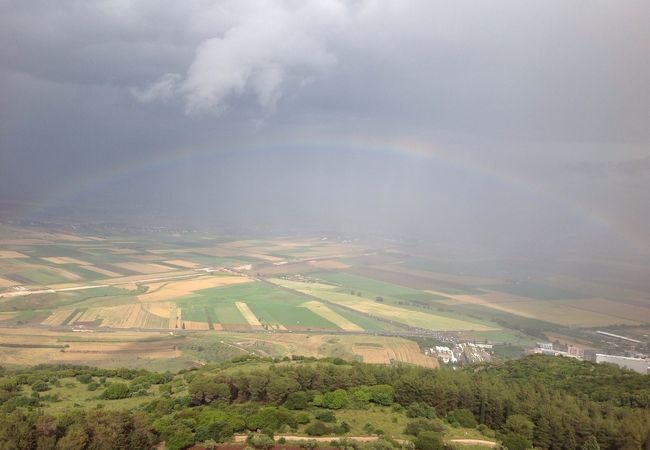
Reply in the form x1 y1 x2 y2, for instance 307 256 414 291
1 223 649 370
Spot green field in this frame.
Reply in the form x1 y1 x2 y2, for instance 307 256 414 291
312 271 446 301
271 278 496 331
175 282 367 330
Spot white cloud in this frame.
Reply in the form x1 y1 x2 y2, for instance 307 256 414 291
133 0 345 114
131 73 180 103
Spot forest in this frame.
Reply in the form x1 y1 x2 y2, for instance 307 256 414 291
1 355 649 450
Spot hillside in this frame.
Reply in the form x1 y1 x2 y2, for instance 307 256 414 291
1 355 649 450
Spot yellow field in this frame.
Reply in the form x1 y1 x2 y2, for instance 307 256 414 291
0 328 181 366
41 310 75 326
307 259 351 269
193 245 285 262
235 333 438 368
0 250 29 258
0 277 16 288
235 302 263 327
182 320 210 330
131 254 166 262
190 246 256 258
301 300 363 331
113 262 175 274
163 259 201 269
83 270 195 287
80 265 123 277
351 340 437 367
146 302 174 318
41 256 90 265
138 275 251 302
47 266 83 281
73 304 170 329
108 248 139 254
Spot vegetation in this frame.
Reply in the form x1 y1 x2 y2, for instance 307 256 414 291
0 355 648 449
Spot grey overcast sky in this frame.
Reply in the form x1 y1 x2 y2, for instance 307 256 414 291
0 1 649 257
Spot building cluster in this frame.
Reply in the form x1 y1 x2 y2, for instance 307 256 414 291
533 342 584 360
425 342 492 365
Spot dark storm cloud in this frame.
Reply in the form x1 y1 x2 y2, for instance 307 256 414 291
1 1 649 256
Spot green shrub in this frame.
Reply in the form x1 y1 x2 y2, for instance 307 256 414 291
315 410 336 423
406 402 436 419
295 412 311 424
445 409 477 428
101 383 130 400
77 374 93 384
31 381 49 392
414 431 443 450
305 421 336 436
404 419 444 436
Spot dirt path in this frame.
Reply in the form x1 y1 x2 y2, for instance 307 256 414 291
233 435 380 443
234 435 497 447
448 439 497 448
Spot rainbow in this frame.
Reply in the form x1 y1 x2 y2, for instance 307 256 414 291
10 133 648 251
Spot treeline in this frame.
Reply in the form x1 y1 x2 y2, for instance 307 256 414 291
484 355 650 408
0 356 649 450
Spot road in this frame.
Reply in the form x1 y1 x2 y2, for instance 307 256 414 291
233 434 497 447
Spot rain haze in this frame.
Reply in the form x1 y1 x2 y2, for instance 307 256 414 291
5 5 650 439
1 0 649 262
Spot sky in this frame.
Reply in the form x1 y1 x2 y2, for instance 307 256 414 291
0 1 649 259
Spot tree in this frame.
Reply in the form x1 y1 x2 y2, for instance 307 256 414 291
446 409 477 428
504 414 534 441
56 423 88 450
188 379 231 404
414 431 443 450
266 377 300 404
501 414 534 450
195 420 235 443
501 433 532 450
406 402 437 419
322 389 349 409
581 435 600 450
284 391 308 410
369 385 394 406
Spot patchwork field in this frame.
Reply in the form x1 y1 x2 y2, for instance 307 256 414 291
2 223 649 370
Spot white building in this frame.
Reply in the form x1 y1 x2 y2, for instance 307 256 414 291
596 354 648 374
433 346 456 364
